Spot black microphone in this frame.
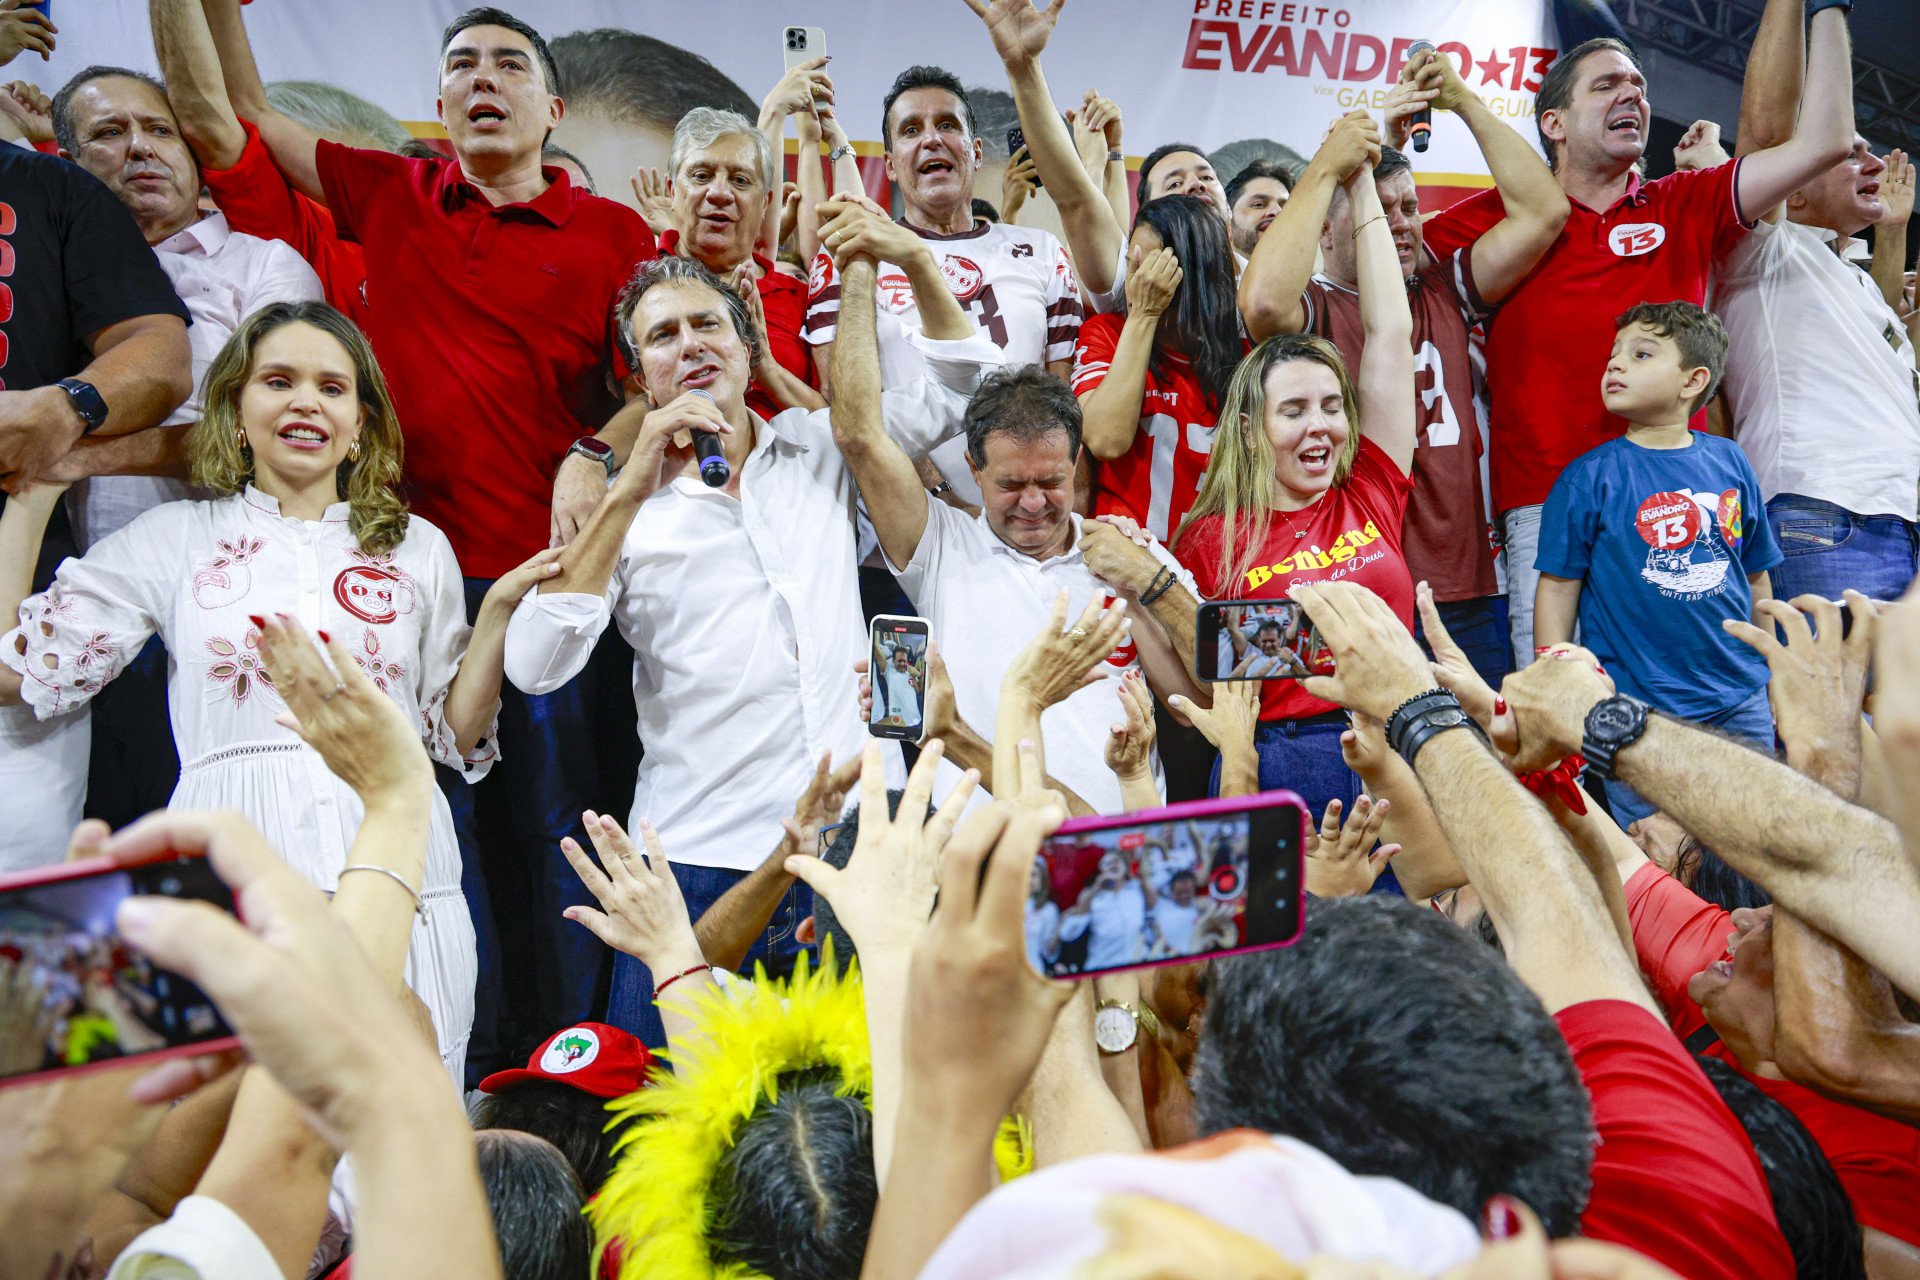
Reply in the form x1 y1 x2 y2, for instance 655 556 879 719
1407 39 1436 153
686 388 730 488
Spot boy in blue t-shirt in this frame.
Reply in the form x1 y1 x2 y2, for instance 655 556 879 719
1535 302 1780 825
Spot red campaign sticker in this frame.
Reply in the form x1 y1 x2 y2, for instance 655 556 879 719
1635 492 1702 549
941 254 984 301
876 273 916 310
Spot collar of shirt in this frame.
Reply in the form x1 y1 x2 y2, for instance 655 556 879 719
1579 168 1649 217
662 408 812 499
973 509 1088 567
155 211 232 258
901 216 992 242
241 483 351 525
432 161 576 226
1808 224 1872 264
656 228 777 278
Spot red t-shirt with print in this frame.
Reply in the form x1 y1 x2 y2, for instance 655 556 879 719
1173 437 1413 722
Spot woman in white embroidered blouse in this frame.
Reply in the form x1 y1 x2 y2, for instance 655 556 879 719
0 302 560 1083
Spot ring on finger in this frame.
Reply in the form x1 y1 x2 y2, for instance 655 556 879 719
1067 626 1089 638
319 682 346 702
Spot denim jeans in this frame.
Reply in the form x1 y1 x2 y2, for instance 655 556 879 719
1416 594 1513 692
1500 505 1548 669
458 577 615 1082
1765 494 1920 604
605 862 814 1051
1603 685 1775 826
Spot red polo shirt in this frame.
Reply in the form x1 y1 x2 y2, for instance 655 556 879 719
315 141 656 577
1422 161 1751 513
654 229 815 420
203 120 369 328
1625 865 1920 1247
1557 999 1794 1280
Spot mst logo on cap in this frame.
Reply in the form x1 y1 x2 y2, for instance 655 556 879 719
1608 223 1667 257
541 1027 600 1074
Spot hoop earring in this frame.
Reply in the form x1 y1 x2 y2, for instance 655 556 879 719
347 439 361 462
234 426 248 451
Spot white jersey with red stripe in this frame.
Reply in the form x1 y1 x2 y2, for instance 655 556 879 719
806 218 1083 505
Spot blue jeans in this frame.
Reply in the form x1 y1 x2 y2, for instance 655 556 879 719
1501 505 1546 670
459 577 614 1080
1603 685 1775 826
1416 594 1513 692
1766 495 1919 604
605 863 814 1051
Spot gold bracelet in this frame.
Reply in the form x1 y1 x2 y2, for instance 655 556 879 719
1351 214 1387 238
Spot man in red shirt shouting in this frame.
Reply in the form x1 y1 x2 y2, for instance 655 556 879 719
1420 0 1860 666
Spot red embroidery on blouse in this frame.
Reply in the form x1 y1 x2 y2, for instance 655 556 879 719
333 550 417 625
192 535 267 611
352 629 407 693
205 628 275 705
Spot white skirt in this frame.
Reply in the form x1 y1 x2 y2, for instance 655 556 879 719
173 739 476 1085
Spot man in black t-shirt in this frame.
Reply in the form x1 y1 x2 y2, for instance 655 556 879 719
0 146 189 486
0 145 189 865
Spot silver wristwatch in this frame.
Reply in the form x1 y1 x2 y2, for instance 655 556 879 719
827 143 854 163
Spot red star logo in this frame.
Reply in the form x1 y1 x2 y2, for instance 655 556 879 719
1475 48 1511 88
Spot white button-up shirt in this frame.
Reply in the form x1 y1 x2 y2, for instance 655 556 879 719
72 212 325 550
503 334 1001 871
890 506 1194 816
1712 216 1920 521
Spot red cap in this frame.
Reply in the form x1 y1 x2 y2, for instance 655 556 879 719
477 1022 652 1100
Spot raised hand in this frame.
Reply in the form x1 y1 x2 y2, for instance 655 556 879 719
1878 148 1915 226
1104 669 1157 782
1081 88 1123 150
1291 580 1433 722
1001 146 1038 223
628 166 674 236
1168 677 1259 756
1416 580 1499 732
1723 593 1875 772
762 55 833 123
1304 796 1400 898
1671 119 1728 172
920 643 960 744
0 1 55 65
784 738 979 957
254 614 433 807
1380 55 1440 150
964 0 1067 68
1125 246 1183 320
1003 590 1130 710
0 78 51 143
1312 110 1382 185
560 813 703 975
780 750 864 854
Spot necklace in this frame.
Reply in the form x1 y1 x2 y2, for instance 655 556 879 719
1273 503 1313 540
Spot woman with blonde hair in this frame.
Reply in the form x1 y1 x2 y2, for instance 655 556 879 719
1171 115 1416 820
0 300 557 1081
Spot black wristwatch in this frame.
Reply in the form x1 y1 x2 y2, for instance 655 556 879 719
1384 689 1487 767
1581 694 1651 781
55 378 109 436
566 435 615 477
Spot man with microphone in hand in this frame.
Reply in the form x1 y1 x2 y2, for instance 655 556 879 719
503 242 1000 1047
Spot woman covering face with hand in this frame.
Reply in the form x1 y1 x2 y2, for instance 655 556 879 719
0 301 559 1084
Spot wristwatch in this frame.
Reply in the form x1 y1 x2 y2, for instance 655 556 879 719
566 435 615 477
1581 694 1651 781
1106 148 1125 164
927 480 954 498
827 143 854 163
1094 999 1141 1054
1385 689 1487 767
54 378 109 436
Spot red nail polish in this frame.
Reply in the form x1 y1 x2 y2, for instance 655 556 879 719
1482 1195 1522 1241
1493 696 1508 716
318 630 331 643
248 614 266 629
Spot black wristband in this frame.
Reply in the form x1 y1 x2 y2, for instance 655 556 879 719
1806 0 1851 14
1398 706 1489 768
1384 690 1455 754
1138 566 1175 606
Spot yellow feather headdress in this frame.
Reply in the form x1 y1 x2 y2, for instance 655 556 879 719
589 948 1030 1280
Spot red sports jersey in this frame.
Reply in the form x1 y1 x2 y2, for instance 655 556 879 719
1422 162 1750 513
1072 312 1239 542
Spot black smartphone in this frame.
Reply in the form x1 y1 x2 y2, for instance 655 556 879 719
1026 793 1307 979
0 852 239 1090
1194 599 1333 681
1005 126 1040 187
869 614 931 740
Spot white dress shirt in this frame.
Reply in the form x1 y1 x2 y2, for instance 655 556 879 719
71 212 325 550
1711 216 1920 521
504 334 1001 871
890 506 1193 816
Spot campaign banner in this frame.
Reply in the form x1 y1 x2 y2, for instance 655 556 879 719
37 0 1561 213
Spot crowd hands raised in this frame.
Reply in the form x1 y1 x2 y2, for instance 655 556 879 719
3 0 1920 1276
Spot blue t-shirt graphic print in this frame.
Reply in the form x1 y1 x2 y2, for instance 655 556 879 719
1537 433 1782 720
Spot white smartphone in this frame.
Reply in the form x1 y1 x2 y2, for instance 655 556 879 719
869 614 930 740
782 26 827 71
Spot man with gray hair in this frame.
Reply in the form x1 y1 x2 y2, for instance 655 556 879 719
654 106 818 417
504 251 1000 1047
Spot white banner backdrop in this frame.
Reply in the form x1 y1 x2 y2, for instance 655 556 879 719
40 0 1562 208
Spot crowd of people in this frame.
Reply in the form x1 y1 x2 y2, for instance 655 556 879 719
2 0 1919 1275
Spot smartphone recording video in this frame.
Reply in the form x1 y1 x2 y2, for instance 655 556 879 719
1194 600 1333 681
1026 794 1305 980
869 614 931 740
0 854 239 1090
